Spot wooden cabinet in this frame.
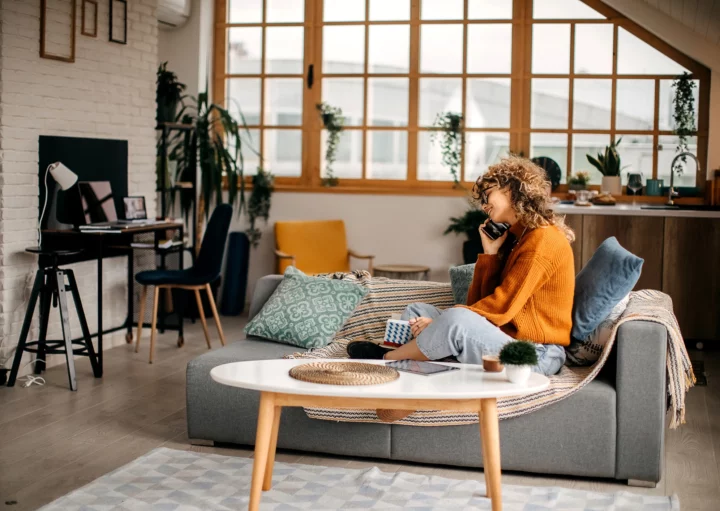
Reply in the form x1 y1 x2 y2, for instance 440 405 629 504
662 218 720 341
564 213 720 341
581 215 664 292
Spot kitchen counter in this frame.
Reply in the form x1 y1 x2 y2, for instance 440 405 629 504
553 203 720 219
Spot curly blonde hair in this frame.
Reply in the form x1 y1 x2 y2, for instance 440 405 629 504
472 156 575 243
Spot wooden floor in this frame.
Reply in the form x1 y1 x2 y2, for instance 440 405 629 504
1 315 718 511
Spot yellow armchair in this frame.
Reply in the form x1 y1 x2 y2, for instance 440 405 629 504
274 220 374 275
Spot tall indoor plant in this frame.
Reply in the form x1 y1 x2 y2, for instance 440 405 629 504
444 205 488 264
586 138 624 195
246 167 274 247
431 111 464 187
156 61 186 124
167 90 270 246
672 72 697 176
317 102 344 187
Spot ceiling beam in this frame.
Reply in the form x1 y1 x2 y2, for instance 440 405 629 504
601 0 720 70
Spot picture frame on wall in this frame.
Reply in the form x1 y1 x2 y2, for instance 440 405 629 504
40 0 76 63
81 0 98 37
109 0 127 44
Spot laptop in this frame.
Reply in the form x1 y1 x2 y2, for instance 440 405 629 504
77 182 154 230
78 181 119 228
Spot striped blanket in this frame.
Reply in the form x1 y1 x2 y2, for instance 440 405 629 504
286 272 695 429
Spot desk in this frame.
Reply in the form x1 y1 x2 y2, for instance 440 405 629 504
42 222 184 375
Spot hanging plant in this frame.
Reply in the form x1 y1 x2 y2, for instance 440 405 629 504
246 167 274 247
671 72 697 175
317 102 344 187
431 111 464 187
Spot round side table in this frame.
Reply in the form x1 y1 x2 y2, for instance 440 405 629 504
373 264 430 281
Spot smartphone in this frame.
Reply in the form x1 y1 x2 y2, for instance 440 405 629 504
481 220 511 241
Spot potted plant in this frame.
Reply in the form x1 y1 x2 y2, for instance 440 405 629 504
672 72 697 176
568 171 590 191
586 138 624 195
317 102 344 187
444 206 489 264
498 341 538 384
431 111 464 188
156 61 186 124
246 167 274 247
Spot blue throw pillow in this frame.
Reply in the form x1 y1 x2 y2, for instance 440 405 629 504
449 263 475 305
572 237 643 341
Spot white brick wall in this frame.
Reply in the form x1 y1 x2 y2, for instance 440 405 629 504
0 0 159 375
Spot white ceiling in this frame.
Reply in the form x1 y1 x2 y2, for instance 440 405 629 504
639 0 720 45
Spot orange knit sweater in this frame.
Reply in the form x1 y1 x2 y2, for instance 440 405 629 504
458 222 575 346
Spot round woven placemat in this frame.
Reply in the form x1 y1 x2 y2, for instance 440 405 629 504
289 361 399 386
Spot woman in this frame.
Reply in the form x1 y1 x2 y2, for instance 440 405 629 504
348 156 575 377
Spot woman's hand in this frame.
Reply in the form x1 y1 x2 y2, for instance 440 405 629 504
409 317 433 338
479 220 509 255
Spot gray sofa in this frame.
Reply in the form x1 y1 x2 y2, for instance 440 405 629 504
187 275 668 486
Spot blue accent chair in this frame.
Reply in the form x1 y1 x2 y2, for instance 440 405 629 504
135 204 232 363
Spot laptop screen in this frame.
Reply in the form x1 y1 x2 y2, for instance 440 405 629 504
78 181 118 224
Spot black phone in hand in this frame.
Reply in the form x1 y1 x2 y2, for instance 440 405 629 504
481 220 511 240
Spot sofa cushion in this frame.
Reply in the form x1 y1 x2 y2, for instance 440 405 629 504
571 237 643 341
449 263 474 305
244 266 368 349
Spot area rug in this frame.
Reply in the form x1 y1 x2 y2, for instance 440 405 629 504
40 447 680 510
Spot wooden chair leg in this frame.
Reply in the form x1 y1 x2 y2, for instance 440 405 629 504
149 286 160 364
135 285 148 354
194 289 212 349
206 284 226 346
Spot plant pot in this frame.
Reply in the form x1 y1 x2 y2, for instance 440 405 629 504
157 98 179 124
322 112 334 128
505 364 532 384
462 238 484 265
568 183 586 191
601 176 622 195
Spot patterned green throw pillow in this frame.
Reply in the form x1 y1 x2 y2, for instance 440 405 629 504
244 266 369 348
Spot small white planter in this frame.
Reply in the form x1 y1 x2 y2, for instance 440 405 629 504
601 176 622 195
505 364 532 384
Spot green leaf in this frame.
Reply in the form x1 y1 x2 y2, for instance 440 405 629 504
586 154 604 174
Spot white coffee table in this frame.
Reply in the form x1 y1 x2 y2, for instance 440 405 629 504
211 359 549 511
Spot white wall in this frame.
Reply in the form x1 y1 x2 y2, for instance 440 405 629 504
0 0 158 373
235 193 472 292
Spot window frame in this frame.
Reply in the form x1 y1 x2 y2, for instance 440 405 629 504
213 0 710 197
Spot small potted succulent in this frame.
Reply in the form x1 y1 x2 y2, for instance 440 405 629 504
498 341 538 384
568 171 590 191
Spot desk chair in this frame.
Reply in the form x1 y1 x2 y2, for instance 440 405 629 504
135 204 232 363
274 220 374 274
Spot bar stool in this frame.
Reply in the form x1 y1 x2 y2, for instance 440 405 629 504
7 247 100 391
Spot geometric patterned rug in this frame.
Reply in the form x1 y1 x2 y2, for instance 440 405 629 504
39 447 680 510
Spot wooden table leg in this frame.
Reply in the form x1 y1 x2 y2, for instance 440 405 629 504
478 408 492 499
480 398 502 511
263 406 283 491
249 392 276 511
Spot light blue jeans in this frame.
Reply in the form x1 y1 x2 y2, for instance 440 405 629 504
400 303 566 376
